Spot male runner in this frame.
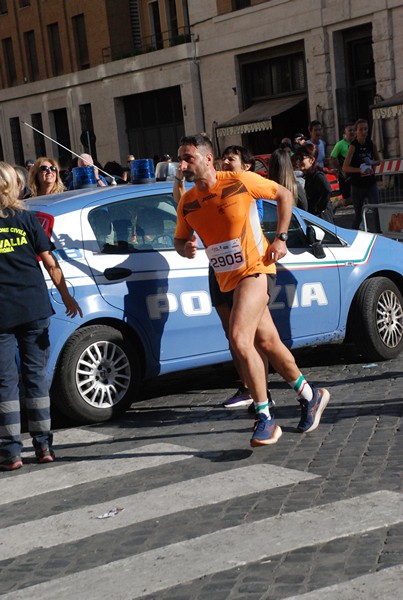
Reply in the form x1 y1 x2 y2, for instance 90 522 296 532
174 144 271 409
174 134 330 447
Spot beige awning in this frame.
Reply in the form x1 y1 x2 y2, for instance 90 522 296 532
372 91 403 120
215 95 306 137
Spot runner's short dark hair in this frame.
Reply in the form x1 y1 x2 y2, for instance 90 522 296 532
180 133 213 154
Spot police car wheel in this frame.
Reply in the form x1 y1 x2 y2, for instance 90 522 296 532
52 324 141 424
350 277 403 361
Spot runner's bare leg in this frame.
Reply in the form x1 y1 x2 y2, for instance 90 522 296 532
229 275 270 405
254 307 300 382
216 302 268 392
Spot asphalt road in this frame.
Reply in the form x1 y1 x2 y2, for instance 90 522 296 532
1 341 402 599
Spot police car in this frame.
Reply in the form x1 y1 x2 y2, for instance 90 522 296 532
28 183 403 424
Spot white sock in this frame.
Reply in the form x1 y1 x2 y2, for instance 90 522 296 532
254 400 271 418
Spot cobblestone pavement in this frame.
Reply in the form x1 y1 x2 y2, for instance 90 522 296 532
1 343 402 599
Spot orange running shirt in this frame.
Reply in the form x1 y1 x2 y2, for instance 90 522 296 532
175 170 279 292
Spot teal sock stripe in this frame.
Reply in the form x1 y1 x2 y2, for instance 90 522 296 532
293 374 305 393
256 402 268 413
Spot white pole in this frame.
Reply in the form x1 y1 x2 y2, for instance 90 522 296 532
21 120 117 185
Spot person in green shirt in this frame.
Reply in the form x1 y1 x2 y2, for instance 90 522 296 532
330 122 355 205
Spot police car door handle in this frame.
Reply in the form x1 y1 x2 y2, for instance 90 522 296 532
103 267 132 280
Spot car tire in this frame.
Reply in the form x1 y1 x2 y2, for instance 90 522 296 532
350 277 403 361
52 324 141 424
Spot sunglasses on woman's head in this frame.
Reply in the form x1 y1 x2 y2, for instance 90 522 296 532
39 165 57 172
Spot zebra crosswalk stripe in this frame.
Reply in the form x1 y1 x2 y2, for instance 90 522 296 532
3 490 403 600
0 464 318 561
284 564 403 599
0 442 197 505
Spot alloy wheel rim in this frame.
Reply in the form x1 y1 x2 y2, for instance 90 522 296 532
75 340 131 408
376 290 403 349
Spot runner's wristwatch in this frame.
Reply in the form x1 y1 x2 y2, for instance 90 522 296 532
276 232 288 241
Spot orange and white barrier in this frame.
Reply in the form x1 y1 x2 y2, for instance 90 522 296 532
374 159 403 175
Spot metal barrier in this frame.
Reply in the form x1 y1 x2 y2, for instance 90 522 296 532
362 203 403 240
361 159 403 239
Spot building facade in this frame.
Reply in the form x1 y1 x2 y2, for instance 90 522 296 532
0 0 401 167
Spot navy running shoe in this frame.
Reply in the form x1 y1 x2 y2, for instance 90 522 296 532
297 387 330 433
250 414 282 447
223 387 253 408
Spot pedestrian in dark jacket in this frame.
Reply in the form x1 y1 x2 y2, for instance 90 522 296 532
294 144 334 223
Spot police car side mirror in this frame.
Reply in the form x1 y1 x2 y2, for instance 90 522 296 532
306 225 326 259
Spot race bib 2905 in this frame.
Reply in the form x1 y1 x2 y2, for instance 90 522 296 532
205 238 245 272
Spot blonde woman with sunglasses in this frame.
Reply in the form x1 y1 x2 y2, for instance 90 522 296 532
26 157 65 197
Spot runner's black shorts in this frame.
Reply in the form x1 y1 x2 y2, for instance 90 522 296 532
208 265 276 308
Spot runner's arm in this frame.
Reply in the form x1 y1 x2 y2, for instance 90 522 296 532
173 166 186 204
273 184 293 231
174 193 198 258
270 184 293 259
174 235 198 258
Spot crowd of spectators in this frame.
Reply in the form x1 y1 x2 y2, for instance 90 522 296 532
12 115 379 229
268 117 380 227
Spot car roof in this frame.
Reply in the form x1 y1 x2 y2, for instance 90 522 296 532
26 182 178 215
